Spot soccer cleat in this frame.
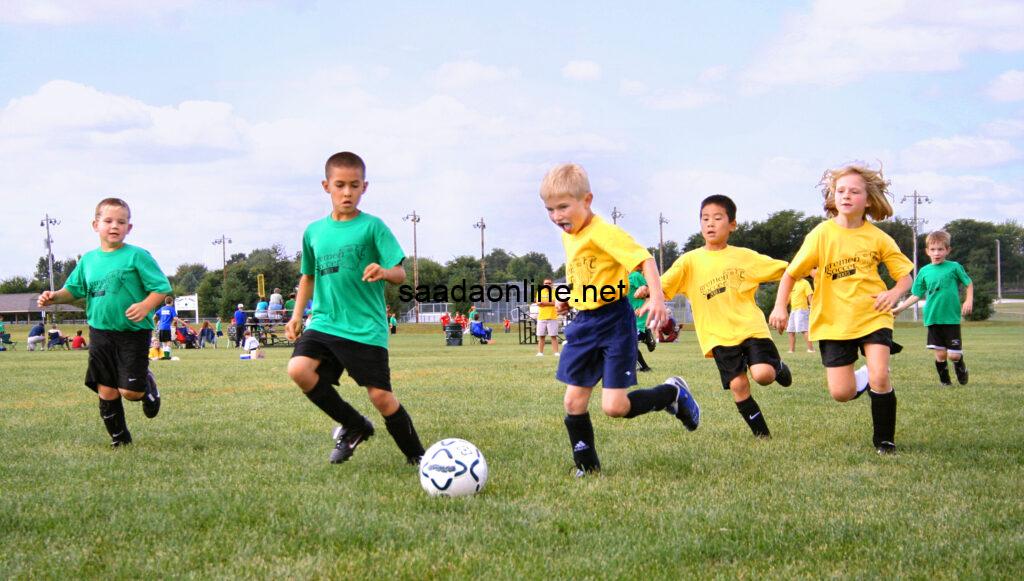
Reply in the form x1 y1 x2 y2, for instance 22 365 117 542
643 329 657 352
775 361 793 387
329 418 375 464
535 352 544 357
638 365 652 373
664 376 700 431
573 464 600 478
142 370 160 419
953 360 968 385
407 455 423 467
875 441 896 455
110 431 133 448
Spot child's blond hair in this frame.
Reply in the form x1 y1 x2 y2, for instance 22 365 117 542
926 230 951 248
95 197 131 220
819 164 893 221
540 163 591 201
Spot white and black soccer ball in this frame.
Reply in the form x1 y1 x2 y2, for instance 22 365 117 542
419 438 488 497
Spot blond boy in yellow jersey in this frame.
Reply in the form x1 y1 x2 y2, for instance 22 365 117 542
786 272 815 353
770 164 913 455
651 195 792 439
540 163 700 476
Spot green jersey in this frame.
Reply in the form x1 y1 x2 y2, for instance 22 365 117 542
64 244 172 332
628 270 647 332
301 212 405 348
911 260 972 326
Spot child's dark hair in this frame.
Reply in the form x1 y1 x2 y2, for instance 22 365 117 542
700 195 737 222
164 296 174 305
325 151 366 178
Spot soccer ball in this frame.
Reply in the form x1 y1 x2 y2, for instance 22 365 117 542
419 438 488 497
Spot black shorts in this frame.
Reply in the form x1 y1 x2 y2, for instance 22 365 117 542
711 338 781 389
158 329 172 343
85 327 151 393
818 328 903 368
927 324 963 353
291 329 392 391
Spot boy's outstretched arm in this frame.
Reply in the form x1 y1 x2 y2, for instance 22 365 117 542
873 274 913 312
363 263 406 284
37 288 74 307
769 273 797 333
126 292 168 322
891 293 921 316
962 282 974 316
285 274 315 341
635 258 668 332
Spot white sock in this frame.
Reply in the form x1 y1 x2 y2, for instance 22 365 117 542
854 365 869 393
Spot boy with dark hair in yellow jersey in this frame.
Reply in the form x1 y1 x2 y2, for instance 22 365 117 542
284 152 425 466
643 195 792 439
770 164 913 454
38 198 171 447
540 163 700 477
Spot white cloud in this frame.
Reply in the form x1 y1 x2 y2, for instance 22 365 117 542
988 70 1024 102
619 79 648 97
982 116 1024 138
0 0 195 24
742 0 1024 90
562 60 602 81
434 60 520 90
890 171 1024 227
900 135 1021 170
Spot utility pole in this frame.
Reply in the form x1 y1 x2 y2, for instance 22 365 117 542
900 190 931 321
473 217 486 287
403 211 421 322
658 213 669 273
611 206 624 225
212 235 232 287
40 214 60 319
996 238 1003 303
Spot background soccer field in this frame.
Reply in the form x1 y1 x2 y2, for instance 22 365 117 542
2 323 1022 578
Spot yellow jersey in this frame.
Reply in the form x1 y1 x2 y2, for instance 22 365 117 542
788 278 813 312
787 219 914 340
534 287 558 320
562 215 651 311
662 245 787 357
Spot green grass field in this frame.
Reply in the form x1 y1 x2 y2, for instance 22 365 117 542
2 322 1022 578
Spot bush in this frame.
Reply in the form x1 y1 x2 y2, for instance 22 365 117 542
966 283 994 321
756 282 779 319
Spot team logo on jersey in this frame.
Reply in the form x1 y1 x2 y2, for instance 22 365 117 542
823 251 879 281
88 269 128 298
698 268 745 300
316 244 367 276
568 256 597 287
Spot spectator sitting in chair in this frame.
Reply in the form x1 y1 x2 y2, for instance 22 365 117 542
470 313 493 343
199 321 217 348
269 288 284 319
255 297 269 320
47 324 70 350
71 329 88 350
27 321 46 351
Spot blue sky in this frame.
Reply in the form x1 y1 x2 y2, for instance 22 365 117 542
2 0 1022 279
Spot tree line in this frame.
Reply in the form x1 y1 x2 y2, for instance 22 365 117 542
3 213 1020 321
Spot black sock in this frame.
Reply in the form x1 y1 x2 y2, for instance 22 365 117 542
736 397 770 438
384 405 425 459
637 350 651 371
564 413 600 471
305 378 363 428
98 397 128 441
935 360 951 383
624 384 677 418
869 389 897 447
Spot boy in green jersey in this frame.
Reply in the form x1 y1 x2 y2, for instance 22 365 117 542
285 152 425 466
893 230 974 385
38 198 171 447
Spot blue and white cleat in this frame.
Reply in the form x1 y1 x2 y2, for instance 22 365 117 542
665 376 700 431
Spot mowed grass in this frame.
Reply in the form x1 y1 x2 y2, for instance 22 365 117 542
2 323 1023 578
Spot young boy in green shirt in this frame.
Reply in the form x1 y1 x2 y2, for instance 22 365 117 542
893 230 974 385
285 152 425 466
38 198 171 447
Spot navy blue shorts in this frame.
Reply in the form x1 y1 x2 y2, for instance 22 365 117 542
556 299 638 389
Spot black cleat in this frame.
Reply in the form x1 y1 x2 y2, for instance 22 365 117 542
953 360 968 385
407 455 423 467
643 329 657 352
110 431 133 448
329 418 375 464
876 441 896 455
775 361 793 387
638 365 652 373
573 464 600 478
142 370 160 419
